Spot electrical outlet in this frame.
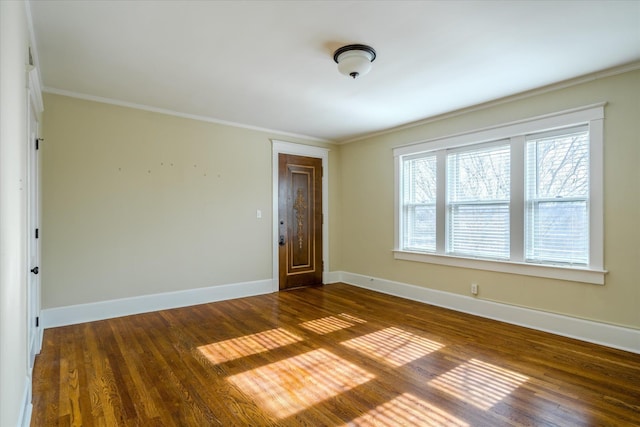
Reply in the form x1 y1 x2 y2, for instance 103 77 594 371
471 283 478 295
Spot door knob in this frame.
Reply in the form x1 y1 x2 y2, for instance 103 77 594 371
279 235 285 246
30 267 39 275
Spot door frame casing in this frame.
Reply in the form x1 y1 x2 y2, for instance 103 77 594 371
272 140 329 292
26 95 41 369
27 66 43 367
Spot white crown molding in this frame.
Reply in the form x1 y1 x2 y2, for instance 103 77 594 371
338 61 640 145
41 279 273 328
392 103 606 156
42 87 333 144
42 61 639 148
334 271 640 354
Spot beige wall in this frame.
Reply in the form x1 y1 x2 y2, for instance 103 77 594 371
41 68 639 331
0 1 30 425
42 93 338 308
339 70 640 329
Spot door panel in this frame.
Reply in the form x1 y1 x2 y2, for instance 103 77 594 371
278 154 322 290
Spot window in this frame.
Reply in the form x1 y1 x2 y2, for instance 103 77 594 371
394 104 605 285
402 154 436 252
525 126 589 265
447 143 510 259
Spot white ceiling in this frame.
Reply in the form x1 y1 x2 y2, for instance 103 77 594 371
29 1 640 143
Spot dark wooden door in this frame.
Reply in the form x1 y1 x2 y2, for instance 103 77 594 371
278 154 323 290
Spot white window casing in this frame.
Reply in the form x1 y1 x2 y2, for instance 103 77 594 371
393 103 606 285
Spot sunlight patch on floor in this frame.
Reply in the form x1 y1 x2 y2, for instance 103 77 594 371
227 348 375 418
428 358 528 410
338 313 367 323
351 392 469 427
300 316 354 334
341 327 444 367
197 328 303 364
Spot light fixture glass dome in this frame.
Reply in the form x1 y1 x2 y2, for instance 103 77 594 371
333 44 376 79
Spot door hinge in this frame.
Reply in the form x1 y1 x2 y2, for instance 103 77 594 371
35 228 39 239
35 138 43 150
36 317 39 327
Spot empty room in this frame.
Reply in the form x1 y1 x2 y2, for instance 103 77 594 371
1 1 639 426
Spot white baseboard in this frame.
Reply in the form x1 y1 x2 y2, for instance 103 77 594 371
39 272 639 354
336 271 640 354
18 376 32 427
41 279 273 328
38 326 43 354
324 270 342 284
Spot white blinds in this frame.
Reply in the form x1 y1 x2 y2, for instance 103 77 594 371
525 126 589 265
400 126 590 264
447 143 510 259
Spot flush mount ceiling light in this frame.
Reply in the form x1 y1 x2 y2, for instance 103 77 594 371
333 44 377 79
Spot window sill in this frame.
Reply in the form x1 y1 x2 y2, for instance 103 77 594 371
393 250 607 285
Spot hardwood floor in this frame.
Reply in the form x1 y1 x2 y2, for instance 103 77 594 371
31 283 640 426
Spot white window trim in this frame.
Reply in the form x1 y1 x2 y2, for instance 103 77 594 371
393 103 607 285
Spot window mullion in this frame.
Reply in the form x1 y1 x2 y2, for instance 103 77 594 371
510 136 525 262
394 155 401 250
589 118 604 269
436 150 446 254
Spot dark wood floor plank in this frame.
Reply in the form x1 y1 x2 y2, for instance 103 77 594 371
31 283 640 426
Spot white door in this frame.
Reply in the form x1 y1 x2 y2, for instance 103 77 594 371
27 94 41 369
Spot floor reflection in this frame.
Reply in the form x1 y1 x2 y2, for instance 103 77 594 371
351 392 469 426
429 358 528 410
228 348 375 418
342 327 444 367
197 328 303 364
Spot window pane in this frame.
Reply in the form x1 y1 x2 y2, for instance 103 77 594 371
526 127 589 265
447 143 510 259
449 204 510 258
527 129 589 199
448 144 510 202
404 204 436 251
526 201 588 264
404 156 436 203
403 155 436 251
